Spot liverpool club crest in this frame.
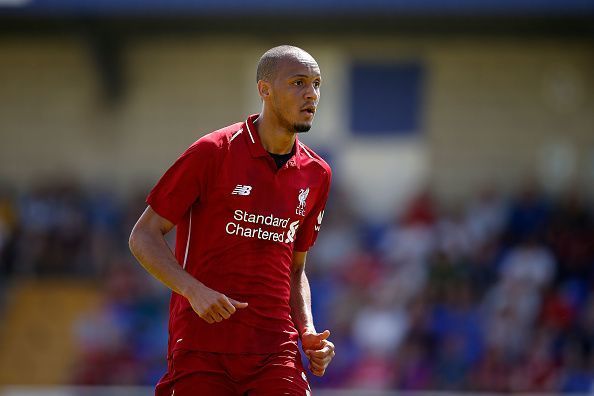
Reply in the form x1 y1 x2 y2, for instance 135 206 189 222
296 188 309 216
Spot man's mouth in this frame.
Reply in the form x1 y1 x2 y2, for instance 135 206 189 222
301 105 316 115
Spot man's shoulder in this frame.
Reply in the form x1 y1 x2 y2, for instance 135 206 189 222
187 121 244 153
208 121 245 143
298 141 332 180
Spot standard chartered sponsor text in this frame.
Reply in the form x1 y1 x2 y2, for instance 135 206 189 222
226 209 292 242
233 210 289 227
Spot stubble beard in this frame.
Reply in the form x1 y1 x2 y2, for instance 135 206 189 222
272 100 312 134
294 123 312 133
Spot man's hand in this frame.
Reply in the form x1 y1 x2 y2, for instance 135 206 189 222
130 207 248 325
185 282 248 324
301 329 335 377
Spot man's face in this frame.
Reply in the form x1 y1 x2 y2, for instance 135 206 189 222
268 54 321 133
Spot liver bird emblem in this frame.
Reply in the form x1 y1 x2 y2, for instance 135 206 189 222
298 188 309 211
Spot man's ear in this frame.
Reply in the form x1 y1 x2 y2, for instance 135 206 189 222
257 80 271 100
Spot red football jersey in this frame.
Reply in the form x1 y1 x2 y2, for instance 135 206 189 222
147 114 331 355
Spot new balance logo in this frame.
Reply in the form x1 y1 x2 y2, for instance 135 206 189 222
232 185 252 196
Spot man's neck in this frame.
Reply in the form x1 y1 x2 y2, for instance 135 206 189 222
253 111 296 155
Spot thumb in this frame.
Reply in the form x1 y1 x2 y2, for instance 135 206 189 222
316 329 331 341
229 298 248 309
303 329 331 348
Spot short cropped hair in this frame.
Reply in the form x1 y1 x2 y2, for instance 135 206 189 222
256 45 309 83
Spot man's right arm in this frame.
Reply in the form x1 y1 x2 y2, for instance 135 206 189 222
129 206 247 324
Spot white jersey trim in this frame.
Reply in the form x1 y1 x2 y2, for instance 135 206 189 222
299 142 314 158
245 119 256 144
230 128 243 142
182 208 192 269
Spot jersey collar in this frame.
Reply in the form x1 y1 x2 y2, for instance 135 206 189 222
244 114 302 169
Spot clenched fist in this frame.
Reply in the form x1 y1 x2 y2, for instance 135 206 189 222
301 329 335 377
186 282 248 324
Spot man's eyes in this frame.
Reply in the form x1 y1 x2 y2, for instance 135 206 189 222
292 80 321 88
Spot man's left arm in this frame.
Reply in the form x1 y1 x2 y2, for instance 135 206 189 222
290 250 335 377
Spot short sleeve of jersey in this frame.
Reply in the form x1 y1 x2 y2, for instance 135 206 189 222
146 138 217 225
293 169 331 252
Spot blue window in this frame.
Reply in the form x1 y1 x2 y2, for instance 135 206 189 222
350 62 424 135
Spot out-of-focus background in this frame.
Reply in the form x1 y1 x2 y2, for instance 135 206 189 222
1 1 593 395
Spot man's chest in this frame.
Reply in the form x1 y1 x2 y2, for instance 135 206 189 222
208 156 322 222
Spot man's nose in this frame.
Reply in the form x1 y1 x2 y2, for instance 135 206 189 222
305 84 319 101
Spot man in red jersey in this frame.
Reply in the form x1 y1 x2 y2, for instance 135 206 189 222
129 45 334 395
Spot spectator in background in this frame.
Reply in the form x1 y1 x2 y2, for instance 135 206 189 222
547 189 594 281
482 277 542 359
498 234 556 290
436 205 474 262
0 187 18 276
380 190 437 267
558 338 594 393
506 182 551 243
509 328 559 392
470 345 512 392
351 282 410 358
396 341 433 389
465 186 507 249
17 181 89 275
430 282 483 390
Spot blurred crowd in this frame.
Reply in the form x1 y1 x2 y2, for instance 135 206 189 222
0 179 593 392
311 184 593 393
0 180 169 384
